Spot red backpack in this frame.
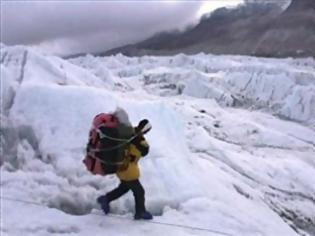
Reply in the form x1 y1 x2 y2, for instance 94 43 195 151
83 113 121 176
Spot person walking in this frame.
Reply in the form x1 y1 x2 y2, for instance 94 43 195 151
97 108 153 220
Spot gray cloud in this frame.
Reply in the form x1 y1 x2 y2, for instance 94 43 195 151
1 1 203 55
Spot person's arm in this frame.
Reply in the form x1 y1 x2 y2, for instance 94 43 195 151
138 136 149 157
133 119 151 157
132 134 149 157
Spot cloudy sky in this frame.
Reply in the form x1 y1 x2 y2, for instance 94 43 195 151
1 1 243 56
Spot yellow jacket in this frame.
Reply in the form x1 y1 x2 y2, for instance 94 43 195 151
117 137 149 181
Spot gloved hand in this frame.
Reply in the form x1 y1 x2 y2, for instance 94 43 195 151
136 119 152 134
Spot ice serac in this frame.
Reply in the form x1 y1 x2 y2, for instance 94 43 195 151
1 45 315 236
88 53 315 126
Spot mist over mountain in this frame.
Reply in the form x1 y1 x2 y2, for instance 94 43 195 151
103 0 315 58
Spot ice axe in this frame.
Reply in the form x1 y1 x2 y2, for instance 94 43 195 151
136 119 152 135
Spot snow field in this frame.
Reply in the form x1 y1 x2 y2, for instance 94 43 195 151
1 45 315 235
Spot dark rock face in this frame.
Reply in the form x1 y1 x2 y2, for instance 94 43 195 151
286 0 315 11
254 0 315 57
102 0 315 58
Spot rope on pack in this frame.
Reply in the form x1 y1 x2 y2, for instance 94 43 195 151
89 129 145 154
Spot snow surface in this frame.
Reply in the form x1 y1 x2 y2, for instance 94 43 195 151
1 45 315 236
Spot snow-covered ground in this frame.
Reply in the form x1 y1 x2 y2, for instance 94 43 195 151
1 45 315 236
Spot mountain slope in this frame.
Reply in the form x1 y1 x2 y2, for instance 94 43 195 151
103 0 315 57
254 0 315 57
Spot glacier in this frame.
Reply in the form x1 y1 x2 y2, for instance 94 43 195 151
1 45 315 236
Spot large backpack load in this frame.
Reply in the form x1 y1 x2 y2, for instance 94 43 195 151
83 113 134 175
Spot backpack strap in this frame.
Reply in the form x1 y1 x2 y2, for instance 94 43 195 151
96 128 135 142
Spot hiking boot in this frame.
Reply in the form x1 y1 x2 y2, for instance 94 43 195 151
97 195 110 215
134 211 153 220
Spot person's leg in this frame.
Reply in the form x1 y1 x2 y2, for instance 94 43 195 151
98 181 130 214
126 180 146 215
126 180 152 219
106 182 130 202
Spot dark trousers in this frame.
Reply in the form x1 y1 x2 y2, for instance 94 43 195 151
106 179 146 215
